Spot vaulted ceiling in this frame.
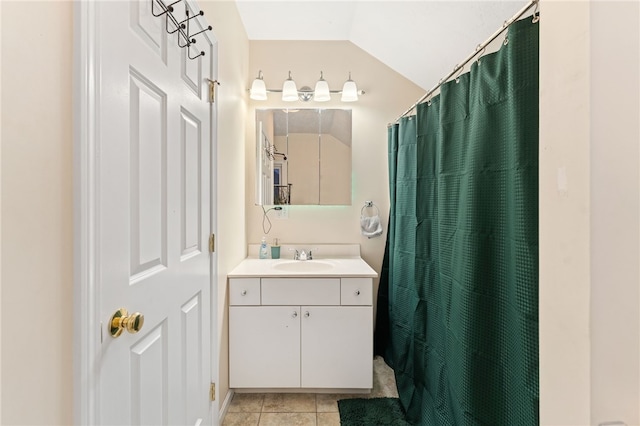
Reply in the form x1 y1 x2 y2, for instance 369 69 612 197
234 1 527 90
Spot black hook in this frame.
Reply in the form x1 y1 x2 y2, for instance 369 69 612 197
152 0 213 60
177 9 200 48
151 0 181 17
179 9 203 28
166 19 185 35
188 49 205 60
190 25 212 39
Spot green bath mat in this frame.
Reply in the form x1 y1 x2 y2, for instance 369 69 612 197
338 397 411 425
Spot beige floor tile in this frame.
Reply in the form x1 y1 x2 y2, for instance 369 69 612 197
258 412 316 426
371 356 399 398
262 393 316 413
316 412 340 426
315 394 340 413
228 393 265 413
316 393 363 412
222 357 399 425
222 412 260 426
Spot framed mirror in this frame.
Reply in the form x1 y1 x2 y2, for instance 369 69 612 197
255 108 352 205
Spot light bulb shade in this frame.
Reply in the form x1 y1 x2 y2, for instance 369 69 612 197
250 78 267 100
282 78 298 102
314 79 330 102
341 79 358 102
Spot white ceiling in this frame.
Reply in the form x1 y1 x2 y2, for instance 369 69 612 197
234 1 528 90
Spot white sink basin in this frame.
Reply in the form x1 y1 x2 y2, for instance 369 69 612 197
272 260 335 272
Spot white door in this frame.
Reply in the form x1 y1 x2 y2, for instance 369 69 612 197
94 1 216 424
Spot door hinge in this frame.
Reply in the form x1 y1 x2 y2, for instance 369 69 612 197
209 383 216 401
209 233 215 253
207 79 220 103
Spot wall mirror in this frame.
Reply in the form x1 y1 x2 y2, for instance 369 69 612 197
255 108 352 205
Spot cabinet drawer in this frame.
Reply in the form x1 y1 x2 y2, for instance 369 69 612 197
341 278 372 305
262 278 340 306
229 278 261 305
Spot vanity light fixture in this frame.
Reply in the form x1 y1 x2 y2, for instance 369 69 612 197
341 72 359 102
249 70 267 101
281 71 298 102
249 70 365 102
313 71 331 102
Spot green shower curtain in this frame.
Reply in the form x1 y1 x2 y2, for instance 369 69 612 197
378 16 539 425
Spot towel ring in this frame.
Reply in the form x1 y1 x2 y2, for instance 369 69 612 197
361 201 380 217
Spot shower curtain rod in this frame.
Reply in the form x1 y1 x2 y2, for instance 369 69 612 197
392 0 538 124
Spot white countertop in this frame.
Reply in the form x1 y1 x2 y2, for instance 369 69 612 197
228 257 378 278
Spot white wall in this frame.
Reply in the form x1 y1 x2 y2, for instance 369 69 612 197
198 0 249 412
590 2 639 424
540 1 640 424
0 1 4 422
539 2 592 423
1 2 74 424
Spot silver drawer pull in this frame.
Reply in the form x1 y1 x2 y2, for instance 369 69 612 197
241 290 247 296
304 311 310 318
355 290 361 296
292 311 298 318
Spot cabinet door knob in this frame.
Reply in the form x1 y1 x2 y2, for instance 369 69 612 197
241 290 247 296
304 311 310 318
292 311 298 318
355 290 361 296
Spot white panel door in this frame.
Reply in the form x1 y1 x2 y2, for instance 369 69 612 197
96 1 216 424
301 306 373 389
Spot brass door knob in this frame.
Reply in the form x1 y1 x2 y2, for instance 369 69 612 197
109 308 145 338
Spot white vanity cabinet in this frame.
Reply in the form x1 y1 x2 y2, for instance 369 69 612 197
229 305 301 388
229 276 373 390
300 304 372 388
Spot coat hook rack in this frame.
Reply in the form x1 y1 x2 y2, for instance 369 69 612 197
151 0 212 60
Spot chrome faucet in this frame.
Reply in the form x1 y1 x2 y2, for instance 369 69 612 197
292 249 313 261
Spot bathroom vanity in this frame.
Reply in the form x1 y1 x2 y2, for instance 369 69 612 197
227 244 377 392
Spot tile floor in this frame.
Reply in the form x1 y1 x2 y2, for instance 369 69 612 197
222 356 398 426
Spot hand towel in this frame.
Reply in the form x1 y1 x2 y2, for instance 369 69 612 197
360 214 383 238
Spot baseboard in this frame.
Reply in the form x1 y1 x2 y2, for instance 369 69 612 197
233 387 371 394
218 388 234 424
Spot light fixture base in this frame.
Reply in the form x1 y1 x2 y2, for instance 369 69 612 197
298 86 314 102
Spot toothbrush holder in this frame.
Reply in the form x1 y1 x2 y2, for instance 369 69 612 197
271 246 281 259
271 246 280 259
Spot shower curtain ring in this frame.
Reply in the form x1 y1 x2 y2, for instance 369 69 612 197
453 65 463 84
475 44 486 67
503 25 509 46
532 1 540 23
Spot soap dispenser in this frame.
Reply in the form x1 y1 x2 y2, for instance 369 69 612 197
259 236 269 259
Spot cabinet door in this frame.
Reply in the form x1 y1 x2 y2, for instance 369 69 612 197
229 306 301 388
301 306 373 389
